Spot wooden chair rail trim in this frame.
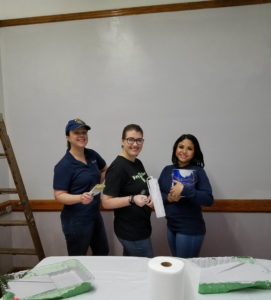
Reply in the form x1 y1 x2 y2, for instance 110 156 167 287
1 0 271 27
1 199 271 213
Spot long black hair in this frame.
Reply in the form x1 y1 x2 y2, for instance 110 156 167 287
171 134 204 167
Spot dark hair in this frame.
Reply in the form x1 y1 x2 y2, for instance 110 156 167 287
66 132 71 150
171 134 204 167
122 124 143 139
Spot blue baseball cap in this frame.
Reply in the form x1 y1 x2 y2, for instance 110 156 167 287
65 118 91 135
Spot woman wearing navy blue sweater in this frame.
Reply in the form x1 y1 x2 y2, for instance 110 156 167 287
158 134 213 258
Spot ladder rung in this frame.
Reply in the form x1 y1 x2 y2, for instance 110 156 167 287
0 248 37 255
0 153 6 158
0 188 18 194
0 220 28 226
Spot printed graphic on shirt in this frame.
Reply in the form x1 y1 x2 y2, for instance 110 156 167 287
132 172 147 183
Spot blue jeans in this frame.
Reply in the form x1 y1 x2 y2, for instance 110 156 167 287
118 237 154 258
167 227 204 258
63 212 109 256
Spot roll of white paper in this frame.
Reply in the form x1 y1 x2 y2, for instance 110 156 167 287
147 176 165 218
148 256 185 300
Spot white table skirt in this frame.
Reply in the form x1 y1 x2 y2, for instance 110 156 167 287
33 256 271 300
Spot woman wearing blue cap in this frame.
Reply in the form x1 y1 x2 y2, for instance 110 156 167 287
53 118 109 256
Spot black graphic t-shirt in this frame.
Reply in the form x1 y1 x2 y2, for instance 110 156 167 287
103 155 152 240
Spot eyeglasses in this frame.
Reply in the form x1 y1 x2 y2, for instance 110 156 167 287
125 137 144 145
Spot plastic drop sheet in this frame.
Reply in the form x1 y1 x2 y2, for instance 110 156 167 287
189 256 271 294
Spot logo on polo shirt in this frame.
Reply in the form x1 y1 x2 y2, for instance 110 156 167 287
91 160 97 164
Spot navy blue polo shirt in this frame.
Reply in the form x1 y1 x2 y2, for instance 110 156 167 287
53 148 106 218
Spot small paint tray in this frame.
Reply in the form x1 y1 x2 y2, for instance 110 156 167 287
7 259 94 299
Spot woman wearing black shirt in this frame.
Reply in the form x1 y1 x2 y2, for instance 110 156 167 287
102 124 153 257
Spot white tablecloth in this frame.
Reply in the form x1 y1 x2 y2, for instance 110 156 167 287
33 256 271 300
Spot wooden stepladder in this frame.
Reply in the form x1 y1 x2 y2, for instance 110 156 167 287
0 114 45 261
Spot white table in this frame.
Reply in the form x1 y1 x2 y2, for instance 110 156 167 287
34 256 271 300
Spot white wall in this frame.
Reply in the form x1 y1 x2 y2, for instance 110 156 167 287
0 45 4 114
1 5 271 200
0 38 12 274
0 0 199 19
0 36 7 188
0 4 271 271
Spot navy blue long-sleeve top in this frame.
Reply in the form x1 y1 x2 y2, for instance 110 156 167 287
158 164 213 235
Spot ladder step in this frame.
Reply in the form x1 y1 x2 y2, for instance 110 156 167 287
0 188 18 194
0 220 28 226
0 153 6 158
0 248 37 255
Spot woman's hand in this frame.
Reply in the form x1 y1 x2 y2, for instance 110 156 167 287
54 190 92 205
168 193 181 202
145 196 153 208
80 192 93 205
168 181 184 202
134 194 151 207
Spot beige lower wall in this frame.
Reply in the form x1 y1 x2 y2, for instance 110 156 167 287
1 210 271 273
0 214 13 274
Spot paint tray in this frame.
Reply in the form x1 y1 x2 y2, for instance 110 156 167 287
189 256 271 294
4 259 94 300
